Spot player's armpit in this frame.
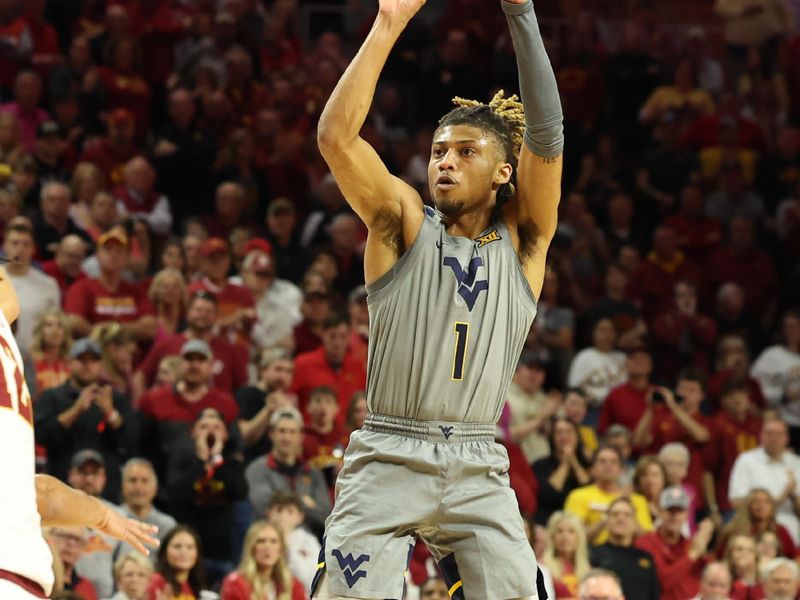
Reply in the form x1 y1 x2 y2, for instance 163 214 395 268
505 146 563 298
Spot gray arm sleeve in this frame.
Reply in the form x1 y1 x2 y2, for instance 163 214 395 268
502 0 564 158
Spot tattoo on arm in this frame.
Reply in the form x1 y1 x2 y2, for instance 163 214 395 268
518 219 541 262
540 156 558 164
372 208 404 254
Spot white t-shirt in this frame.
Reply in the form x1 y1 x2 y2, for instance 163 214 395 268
729 447 800 544
6 268 60 354
288 526 321 596
0 310 55 594
567 347 627 406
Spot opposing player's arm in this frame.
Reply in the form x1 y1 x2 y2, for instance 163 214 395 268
35 474 159 555
500 0 564 300
317 0 425 279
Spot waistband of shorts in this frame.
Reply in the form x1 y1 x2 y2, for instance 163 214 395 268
0 569 47 599
363 413 496 442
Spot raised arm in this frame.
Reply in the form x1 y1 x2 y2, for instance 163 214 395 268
500 0 564 299
35 474 158 555
316 0 425 283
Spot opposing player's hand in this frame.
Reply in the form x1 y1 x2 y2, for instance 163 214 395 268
96 506 159 556
379 0 426 21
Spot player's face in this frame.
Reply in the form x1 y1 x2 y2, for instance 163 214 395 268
252 524 283 570
421 578 449 600
166 531 198 573
116 559 151 599
122 464 157 508
428 124 511 218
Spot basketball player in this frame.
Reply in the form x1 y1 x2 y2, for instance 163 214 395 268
313 0 563 597
0 264 158 599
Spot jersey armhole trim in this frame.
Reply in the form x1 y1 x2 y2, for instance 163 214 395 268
365 210 432 305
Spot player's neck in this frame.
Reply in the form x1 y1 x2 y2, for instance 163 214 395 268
443 206 494 240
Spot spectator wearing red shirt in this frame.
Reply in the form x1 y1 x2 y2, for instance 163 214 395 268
200 181 249 241
22 0 62 79
79 109 141 186
626 225 702 325
139 339 239 482
703 378 762 516
134 291 248 400
188 236 255 347
0 7 32 91
704 217 778 329
634 368 712 508
663 183 723 261
634 487 716 600
651 280 718 382
64 227 156 341
293 271 334 355
41 234 88 299
599 344 654 436
292 314 367 418
302 386 347 490
96 35 152 138
707 335 767 411
114 156 173 236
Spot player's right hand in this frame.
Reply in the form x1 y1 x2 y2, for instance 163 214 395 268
96 506 159 556
379 0 426 21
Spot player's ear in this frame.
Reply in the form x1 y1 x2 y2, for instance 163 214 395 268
494 162 512 186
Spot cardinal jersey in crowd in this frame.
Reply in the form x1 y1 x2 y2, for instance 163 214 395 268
366 206 537 422
65 277 154 325
0 310 55 596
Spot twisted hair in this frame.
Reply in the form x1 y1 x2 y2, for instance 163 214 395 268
438 90 525 209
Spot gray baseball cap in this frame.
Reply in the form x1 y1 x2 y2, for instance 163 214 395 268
660 486 689 510
180 338 212 359
69 338 102 359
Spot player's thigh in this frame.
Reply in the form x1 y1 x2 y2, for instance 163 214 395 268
311 571 381 600
0 579 46 600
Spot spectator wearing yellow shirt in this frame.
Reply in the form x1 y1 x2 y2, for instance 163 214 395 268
564 445 654 544
640 61 716 126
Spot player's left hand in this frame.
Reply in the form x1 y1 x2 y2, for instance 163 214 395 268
96 506 159 556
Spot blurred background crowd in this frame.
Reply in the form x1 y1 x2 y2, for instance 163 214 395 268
3 0 800 598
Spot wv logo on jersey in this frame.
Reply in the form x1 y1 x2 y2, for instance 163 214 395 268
332 549 370 588
475 228 502 247
439 425 454 440
443 256 488 311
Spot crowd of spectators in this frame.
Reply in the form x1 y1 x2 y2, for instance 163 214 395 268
3 0 800 598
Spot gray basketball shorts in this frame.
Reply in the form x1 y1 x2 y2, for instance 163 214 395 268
311 413 541 600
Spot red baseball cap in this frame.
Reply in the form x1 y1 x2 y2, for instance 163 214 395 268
242 238 273 256
201 237 228 257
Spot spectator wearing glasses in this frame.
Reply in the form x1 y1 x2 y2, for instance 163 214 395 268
46 527 98 600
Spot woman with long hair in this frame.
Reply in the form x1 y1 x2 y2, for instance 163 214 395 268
148 268 188 343
717 488 797 558
725 534 764 600
633 455 667 525
148 525 206 600
30 310 72 395
220 520 306 600
531 417 591 526
541 511 591 599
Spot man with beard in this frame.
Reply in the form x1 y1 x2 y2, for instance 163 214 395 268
134 290 248 399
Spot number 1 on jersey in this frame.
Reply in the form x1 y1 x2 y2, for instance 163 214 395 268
451 321 469 381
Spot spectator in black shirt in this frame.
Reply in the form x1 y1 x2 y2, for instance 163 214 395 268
167 407 247 587
590 496 660 600
34 337 135 503
532 416 591 526
236 346 297 463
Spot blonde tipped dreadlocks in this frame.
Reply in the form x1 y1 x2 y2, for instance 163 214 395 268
437 90 526 207
452 90 526 159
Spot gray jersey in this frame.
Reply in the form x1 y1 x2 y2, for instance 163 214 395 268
365 206 537 423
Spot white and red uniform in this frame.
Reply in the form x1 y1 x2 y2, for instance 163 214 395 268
0 310 53 598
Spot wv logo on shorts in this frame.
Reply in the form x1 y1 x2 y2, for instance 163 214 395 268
332 548 370 588
439 425 454 440
443 256 488 311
